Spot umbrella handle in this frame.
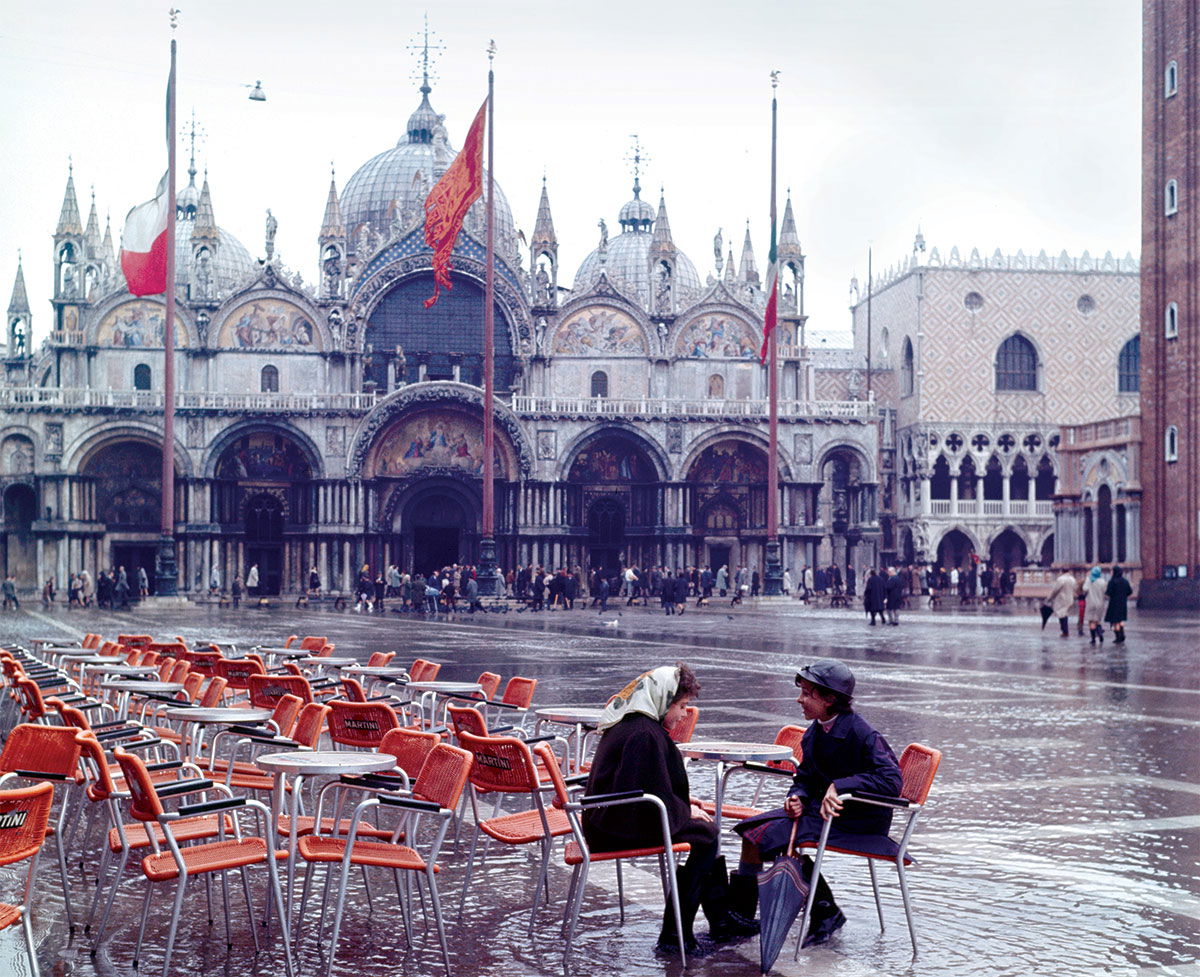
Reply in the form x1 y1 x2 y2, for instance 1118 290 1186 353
786 817 799 858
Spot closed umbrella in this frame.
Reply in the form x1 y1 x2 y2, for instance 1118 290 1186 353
757 821 808 973
1039 603 1054 629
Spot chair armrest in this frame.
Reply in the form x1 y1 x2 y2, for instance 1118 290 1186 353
243 734 301 748
90 718 130 730
521 734 560 745
122 737 166 751
564 773 589 786
378 795 441 813
145 760 186 772
13 769 71 781
578 790 644 807
740 761 797 777
223 723 271 737
839 789 915 809
94 726 148 741
156 778 215 798
174 796 248 818
340 772 410 790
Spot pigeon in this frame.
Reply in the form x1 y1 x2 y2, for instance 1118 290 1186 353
604 618 619 629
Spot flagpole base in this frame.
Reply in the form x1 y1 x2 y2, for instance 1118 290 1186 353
476 534 502 597
763 538 784 596
154 532 179 597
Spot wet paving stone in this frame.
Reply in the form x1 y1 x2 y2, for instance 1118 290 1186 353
1 598 1197 976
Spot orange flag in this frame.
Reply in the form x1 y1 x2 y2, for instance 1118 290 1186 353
424 99 487 308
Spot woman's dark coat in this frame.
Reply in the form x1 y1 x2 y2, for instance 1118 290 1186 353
863 574 885 613
583 713 692 852
1104 572 1133 624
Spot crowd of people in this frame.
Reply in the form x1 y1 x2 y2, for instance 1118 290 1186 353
1047 563 1133 643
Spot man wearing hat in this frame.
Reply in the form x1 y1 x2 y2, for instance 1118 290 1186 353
733 658 903 946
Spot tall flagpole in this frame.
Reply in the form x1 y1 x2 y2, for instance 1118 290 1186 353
763 71 784 596
477 39 500 596
156 17 180 597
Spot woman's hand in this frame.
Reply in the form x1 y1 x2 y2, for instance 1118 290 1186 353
820 784 844 821
783 795 803 819
690 802 713 823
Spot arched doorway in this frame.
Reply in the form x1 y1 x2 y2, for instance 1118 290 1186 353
244 493 285 595
83 440 167 594
936 528 975 570
587 497 625 577
989 528 1027 570
1040 533 1055 567
687 440 767 572
2 484 37 587
406 491 471 574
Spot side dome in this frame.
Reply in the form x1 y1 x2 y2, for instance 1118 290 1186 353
173 218 254 293
340 88 517 257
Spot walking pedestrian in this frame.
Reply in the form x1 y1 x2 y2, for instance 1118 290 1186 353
231 574 243 608
308 565 321 597
863 569 884 625
2 574 19 611
137 565 149 599
245 564 260 598
1083 566 1108 644
80 568 94 607
1104 565 1133 643
115 566 130 609
884 567 904 626
209 565 222 596
846 564 856 597
1047 569 1078 638
42 577 56 606
782 568 793 596
716 565 728 597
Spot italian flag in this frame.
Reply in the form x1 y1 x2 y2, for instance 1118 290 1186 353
119 173 169 297
759 249 779 365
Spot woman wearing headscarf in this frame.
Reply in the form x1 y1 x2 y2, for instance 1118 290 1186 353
584 664 756 955
1104 565 1133 643
1083 566 1108 644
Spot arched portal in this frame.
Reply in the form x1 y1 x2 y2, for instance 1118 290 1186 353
687 439 768 574
936 528 975 570
214 430 314 595
989 528 1027 570
2 484 37 588
587 497 625 577
388 480 481 574
82 440 173 591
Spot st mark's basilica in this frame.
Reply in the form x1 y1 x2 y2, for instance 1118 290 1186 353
0 78 880 596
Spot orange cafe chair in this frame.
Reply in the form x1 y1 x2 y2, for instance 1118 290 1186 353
0 782 55 977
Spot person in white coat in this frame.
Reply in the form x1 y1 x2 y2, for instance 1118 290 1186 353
246 564 260 597
1082 566 1108 644
1047 570 1078 638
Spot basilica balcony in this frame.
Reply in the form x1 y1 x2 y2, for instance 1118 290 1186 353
0 387 378 414
926 499 1053 519
509 395 876 421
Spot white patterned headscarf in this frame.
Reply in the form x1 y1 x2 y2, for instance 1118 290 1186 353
597 665 680 732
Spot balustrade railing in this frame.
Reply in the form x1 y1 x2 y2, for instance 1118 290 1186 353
0 387 378 412
510 395 875 419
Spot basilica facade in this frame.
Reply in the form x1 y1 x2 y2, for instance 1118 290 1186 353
1 84 880 596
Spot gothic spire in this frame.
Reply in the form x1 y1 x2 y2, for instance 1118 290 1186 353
650 192 674 249
102 214 116 265
8 258 29 315
56 162 83 236
724 248 736 283
193 174 218 244
84 189 102 254
320 169 345 242
531 177 556 248
739 223 759 285
779 196 801 254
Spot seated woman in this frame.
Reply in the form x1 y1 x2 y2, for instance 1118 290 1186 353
584 664 756 955
735 658 902 946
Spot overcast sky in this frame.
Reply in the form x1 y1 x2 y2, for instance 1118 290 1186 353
1 0 1141 350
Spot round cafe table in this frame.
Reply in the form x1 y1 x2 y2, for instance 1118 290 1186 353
163 706 274 763
298 656 358 668
99 680 185 719
678 740 796 837
255 750 398 920
534 707 605 772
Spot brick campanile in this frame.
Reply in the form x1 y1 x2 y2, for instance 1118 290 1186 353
1139 0 1200 609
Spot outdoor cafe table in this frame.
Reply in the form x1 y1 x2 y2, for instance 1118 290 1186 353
99 680 185 720
162 706 274 764
31 638 79 651
534 707 605 772
678 740 795 837
252 646 315 666
255 750 397 920
403 680 484 725
298 656 357 668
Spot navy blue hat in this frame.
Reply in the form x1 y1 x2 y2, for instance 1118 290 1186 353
795 658 855 698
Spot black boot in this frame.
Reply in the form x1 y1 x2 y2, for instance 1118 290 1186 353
1089 626 1097 645
1097 625 1104 643
705 865 760 943
1114 628 1125 643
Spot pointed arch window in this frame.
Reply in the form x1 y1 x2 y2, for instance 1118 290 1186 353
261 364 279 393
707 374 725 399
901 337 915 397
1165 302 1179 339
1117 336 1140 393
590 370 608 399
995 334 1037 391
1165 425 1179 463
1165 179 1179 216
133 364 152 391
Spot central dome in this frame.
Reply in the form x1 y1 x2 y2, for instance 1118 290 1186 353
341 88 517 258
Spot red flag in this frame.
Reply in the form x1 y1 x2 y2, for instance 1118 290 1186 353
760 260 779 365
120 173 170 296
424 99 487 308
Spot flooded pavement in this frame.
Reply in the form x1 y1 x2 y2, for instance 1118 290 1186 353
2 597 1197 977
